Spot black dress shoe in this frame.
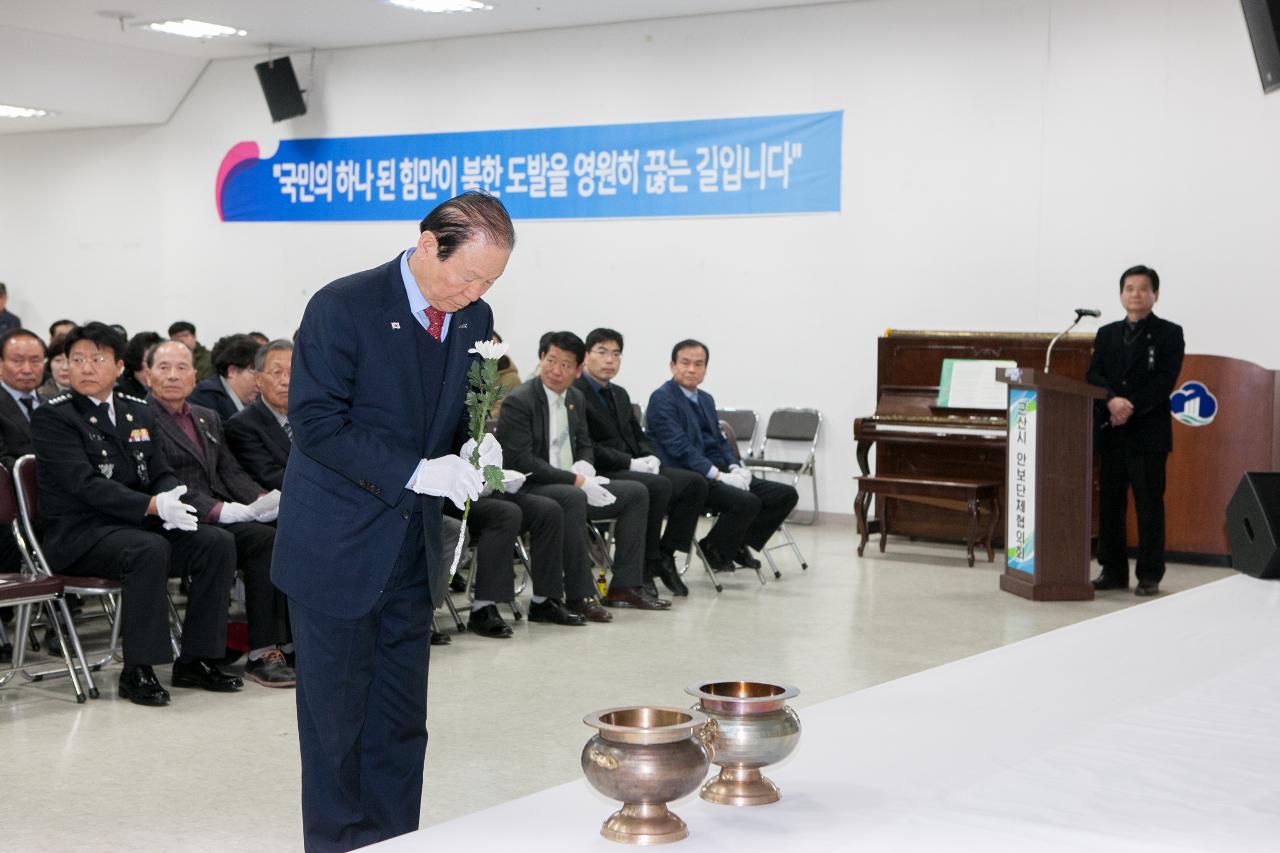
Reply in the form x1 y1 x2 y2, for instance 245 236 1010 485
528 598 587 626
468 604 514 638
119 665 170 706
1091 574 1129 591
605 586 672 610
656 553 689 596
1135 581 1160 597
171 658 244 692
698 539 735 572
431 630 452 646
565 596 613 623
734 547 762 569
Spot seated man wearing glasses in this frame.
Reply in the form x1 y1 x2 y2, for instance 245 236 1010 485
226 340 294 491
32 322 242 707
646 339 798 572
189 333 260 422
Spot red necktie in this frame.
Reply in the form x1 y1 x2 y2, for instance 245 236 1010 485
424 306 445 342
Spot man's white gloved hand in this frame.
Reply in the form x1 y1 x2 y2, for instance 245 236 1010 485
730 464 753 483
249 489 281 522
580 476 616 507
629 455 661 475
571 459 596 480
460 433 503 469
411 456 483 510
217 502 257 525
722 469 752 491
156 485 198 531
501 470 526 495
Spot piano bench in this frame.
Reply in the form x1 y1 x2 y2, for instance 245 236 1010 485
854 476 1001 567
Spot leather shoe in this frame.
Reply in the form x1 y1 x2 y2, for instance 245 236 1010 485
605 586 672 610
172 658 243 692
431 630 452 646
643 579 660 598
1091 574 1129 591
119 665 170 706
698 539 735 572
1135 581 1160 597
734 547 762 569
528 598 586 626
656 553 689 596
468 604 514 638
566 596 613 623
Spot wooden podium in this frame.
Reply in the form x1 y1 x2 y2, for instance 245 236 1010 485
996 368 1105 601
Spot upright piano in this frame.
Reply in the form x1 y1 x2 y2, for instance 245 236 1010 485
854 330 1096 546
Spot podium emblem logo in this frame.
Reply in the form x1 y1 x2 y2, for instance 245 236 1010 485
1170 381 1218 427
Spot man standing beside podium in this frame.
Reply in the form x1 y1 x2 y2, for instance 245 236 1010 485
1087 264 1184 597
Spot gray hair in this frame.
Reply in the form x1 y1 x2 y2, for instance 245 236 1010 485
254 338 294 371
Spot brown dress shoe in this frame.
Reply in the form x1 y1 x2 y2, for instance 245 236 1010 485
605 586 672 610
566 596 613 623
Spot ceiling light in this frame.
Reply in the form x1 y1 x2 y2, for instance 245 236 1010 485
142 19 248 39
0 104 52 119
385 0 494 13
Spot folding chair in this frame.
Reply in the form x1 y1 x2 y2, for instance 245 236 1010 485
716 408 759 461
747 408 821 525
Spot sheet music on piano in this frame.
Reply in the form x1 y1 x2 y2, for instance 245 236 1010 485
936 358 1019 411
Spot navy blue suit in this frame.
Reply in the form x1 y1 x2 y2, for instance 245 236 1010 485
275 252 491 852
646 379 797 556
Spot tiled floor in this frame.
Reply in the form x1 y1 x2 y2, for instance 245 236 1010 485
1 520 1233 852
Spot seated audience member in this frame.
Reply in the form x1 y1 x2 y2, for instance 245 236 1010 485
38 333 73 402
48 319 76 347
146 340 292 687
646 339 799 571
32 322 242 706
0 328 46 570
169 321 214 380
226 340 293 491
116 331 163 399
575 328 706 597
189 334 260 421
489 331 520 418
497 330 669 618
0 283 20 334
247 332 270 346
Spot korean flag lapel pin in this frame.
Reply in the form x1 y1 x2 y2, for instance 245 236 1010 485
391 321 401 330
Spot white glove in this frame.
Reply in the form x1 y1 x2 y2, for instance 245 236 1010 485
217 502 256 525
580 476 616 507
460 434 503 469
721 469 751 491
156 485 198 531
249 489 281 523
501 470 526 495
629 455 661 475
730 464 753 483
410 455 483 510
571 459 596 479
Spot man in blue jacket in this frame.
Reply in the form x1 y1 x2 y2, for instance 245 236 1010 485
645 339 797 571
273 192 512 852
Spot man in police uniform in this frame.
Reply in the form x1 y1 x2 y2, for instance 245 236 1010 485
1086 265 1185 597
32 322 243 706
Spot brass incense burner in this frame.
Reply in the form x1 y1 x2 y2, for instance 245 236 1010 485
685 680 800 806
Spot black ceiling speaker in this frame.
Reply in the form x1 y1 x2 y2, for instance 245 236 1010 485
254 55 307 122
1241 0 1280 93
1227 472 1280 578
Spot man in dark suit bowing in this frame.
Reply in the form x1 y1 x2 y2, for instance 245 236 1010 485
1087 264 1185 597
575 327 707 597
646 339 798 571
226 339 294 491
274 192 511 852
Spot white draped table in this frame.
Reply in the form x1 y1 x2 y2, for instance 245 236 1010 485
371 575 1280 851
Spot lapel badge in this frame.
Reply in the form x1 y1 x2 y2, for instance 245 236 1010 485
458 322 468 330
391 322 401 330
126 412 134 422
98 462 114 478
89 415 98 424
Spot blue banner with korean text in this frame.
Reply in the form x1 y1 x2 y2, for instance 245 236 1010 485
215 111 842 222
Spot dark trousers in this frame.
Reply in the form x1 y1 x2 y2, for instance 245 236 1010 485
61 523 236 667
461 492 564 601
609 466 709 563
703 477 799 554
523 479 647 597
1097 447 1168 584
290 512 432 853
225 521 289 652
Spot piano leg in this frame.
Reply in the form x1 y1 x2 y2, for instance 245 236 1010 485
879 498 889 554
985 497 1000 563
855 489 870 557
965 497 979 567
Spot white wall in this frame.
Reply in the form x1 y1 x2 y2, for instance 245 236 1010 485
1 0 1277 517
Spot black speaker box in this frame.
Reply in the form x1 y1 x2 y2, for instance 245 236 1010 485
254 56 307 122
1241 0 1280 93
1227 472 1280 578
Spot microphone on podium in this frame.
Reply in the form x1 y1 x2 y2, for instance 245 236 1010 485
1044 308 1101 373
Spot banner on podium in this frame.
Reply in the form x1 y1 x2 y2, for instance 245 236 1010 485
1006 388 1037 574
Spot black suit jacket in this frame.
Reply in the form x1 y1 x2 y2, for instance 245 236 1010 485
1086 312 1185 453
188 377 239 423
226 398 291 491
31 391 182 570
572 377 655 473
496 377 593 486
148 396 262 519
0 390 34 470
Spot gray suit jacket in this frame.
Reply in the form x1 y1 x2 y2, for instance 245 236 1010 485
147 395 262 519
495 377 593 487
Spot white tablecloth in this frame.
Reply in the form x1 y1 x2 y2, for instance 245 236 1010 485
371 575 1280 851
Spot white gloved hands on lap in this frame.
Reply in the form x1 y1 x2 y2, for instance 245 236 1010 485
156 485 199 531
249 489 281 522
411 456 483 510
571 459 596 480
217 502 257 525
629 455 661 475
580 475 616 507
721 467 752 491
460 434 503 469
